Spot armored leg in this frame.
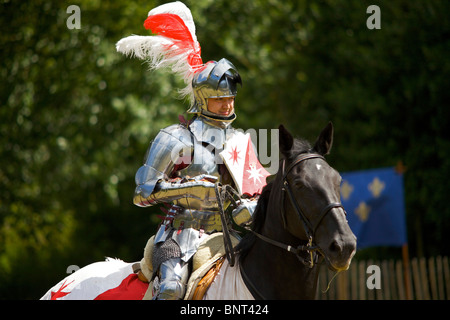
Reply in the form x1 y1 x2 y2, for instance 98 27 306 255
154 257 189 300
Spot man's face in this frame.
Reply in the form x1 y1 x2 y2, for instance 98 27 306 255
207 97 235 117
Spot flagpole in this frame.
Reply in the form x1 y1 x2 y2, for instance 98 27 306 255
396 161 411 300
402 243 412 300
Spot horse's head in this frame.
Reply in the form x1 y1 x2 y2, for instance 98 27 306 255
278 122 356 271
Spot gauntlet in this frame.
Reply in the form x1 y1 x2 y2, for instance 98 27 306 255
231 198 258 226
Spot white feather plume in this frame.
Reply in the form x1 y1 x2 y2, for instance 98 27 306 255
116 1 202 104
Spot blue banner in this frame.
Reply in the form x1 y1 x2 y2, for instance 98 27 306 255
340 167 407 249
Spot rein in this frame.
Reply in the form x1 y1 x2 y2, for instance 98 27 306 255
215 183 242 267
249 230 321 267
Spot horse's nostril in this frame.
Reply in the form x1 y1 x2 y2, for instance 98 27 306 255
329 240 342 253
328 238 357 259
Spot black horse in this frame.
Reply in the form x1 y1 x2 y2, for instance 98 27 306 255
235 122 357 299
41 122 356 300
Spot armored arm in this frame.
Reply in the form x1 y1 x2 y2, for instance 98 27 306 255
133 125 218 209
135 174 219 209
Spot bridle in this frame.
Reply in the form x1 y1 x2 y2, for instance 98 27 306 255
250 153 346 268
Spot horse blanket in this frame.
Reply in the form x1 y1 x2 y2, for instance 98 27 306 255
41 233 253 300
40 258 148 300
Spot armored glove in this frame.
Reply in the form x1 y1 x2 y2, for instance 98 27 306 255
231 198 258 227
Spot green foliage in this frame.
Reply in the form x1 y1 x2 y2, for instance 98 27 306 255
1 0 449 298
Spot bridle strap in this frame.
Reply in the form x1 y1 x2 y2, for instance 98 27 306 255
281 153 329 239
282 154 325 181
283 179 314 239
248 228 321 269
312 202 346 233
250 230 314 255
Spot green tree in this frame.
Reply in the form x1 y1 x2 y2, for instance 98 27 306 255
1 0 449 299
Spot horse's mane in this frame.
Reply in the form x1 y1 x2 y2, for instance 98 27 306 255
236 136 312 262
249 180 274 234
285 138 312 161
235 180 273 260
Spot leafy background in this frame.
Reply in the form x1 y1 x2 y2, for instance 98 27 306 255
1 0 449 299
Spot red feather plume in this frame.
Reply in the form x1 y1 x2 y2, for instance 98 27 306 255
143 13 202 68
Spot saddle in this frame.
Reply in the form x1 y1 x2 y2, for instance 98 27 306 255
134 232 239 300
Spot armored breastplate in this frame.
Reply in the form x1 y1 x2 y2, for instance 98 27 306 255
177 139 221 180
177 117 235 183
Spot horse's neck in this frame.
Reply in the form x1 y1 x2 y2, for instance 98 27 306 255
242 235 321 299
233 172 322 299
242 181 321 299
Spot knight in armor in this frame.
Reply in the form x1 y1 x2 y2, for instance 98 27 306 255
116 2 267 299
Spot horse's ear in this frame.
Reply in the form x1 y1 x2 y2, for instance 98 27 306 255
313 122 334 155
278 124 294 155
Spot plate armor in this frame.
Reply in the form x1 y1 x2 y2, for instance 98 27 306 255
119 3 259 299
135 116 258 299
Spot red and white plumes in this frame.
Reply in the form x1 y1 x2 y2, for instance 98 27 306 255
116 1 203 104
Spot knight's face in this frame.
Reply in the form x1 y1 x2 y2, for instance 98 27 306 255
206 97 235 117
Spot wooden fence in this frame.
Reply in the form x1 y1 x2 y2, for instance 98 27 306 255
316 256 450 300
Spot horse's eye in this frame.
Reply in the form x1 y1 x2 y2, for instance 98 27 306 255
292 179 305 189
